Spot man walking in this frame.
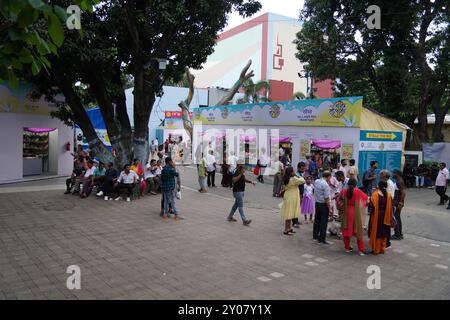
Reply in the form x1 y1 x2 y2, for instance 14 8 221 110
227 165 254 226
206 150 217 188
313 171 333 244
435 163 449 205
160 157 182 219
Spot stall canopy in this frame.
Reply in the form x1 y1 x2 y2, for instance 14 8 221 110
312 139 341 149
361 107 410 150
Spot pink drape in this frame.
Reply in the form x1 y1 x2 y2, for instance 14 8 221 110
311 139 341 149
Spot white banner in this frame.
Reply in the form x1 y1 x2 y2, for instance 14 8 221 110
359 140 402 151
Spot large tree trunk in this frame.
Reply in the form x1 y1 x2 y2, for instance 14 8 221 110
132 64 155 163
84 67 133 168
53 67 114 163
432 97 450 142
415 0 435 142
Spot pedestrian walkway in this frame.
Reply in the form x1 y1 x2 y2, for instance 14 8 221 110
0 171 449 299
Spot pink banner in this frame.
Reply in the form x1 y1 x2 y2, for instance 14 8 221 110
311 139 341 149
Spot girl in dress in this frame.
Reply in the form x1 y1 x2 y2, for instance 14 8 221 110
301 175 314 223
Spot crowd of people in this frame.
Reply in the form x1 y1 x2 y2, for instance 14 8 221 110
275 158 409 255
66 142 449 255
65 144 184 219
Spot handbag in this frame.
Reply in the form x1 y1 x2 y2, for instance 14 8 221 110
176 191 182 200
253 166 260 176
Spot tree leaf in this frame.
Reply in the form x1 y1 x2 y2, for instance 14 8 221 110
47 12 64 47
28 0 45 9
54 5 68 21
18 48 33 63
47 41 57 54
31 57 41 75
17 5 39 28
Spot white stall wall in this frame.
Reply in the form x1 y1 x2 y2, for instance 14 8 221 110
0 113 73 182
194 124 360 168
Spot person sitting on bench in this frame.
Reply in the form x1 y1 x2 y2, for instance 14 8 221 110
114 164 138 202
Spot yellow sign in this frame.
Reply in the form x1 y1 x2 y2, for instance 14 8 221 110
366 132 397 140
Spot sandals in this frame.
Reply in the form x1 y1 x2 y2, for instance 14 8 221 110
283 229 296 235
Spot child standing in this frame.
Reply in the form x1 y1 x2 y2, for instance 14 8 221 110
301 176 314 223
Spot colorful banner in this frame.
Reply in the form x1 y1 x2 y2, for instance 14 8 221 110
164 111 193 119
0 83 64 115
342 144 354 160
358 130 403 182
193 96 362 127
300 140 311 160
75 128 111 147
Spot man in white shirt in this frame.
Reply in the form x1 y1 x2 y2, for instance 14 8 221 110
115 164 138 202
144 159 160 195
74 160 95 198
257 148 270 183
380 170 395 199
206 150 217 187
228 151 238 174
347 159 359 181
435 162 449 206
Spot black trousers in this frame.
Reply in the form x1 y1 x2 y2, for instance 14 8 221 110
66 177 74 191
436 186 449 204
313 203 328 242
102 180 115 197
115 182 134 197
207 170 216 187
393 207 403 237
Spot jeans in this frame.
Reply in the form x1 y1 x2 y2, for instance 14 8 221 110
229 192 247 221
393 207 403 237
207 170 216 187
436 186 449 204
415 176 424 187
198 176 207 190
163 189 177 215
313 203 329 242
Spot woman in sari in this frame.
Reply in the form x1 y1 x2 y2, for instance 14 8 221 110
367 180 393 255
337 178 368 256
280 166 305 235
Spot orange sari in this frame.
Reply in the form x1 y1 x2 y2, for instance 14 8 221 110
368 192 392 254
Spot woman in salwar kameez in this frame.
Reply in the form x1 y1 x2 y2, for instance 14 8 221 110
280 167 305 235
338 178 368 256
368 180 393 255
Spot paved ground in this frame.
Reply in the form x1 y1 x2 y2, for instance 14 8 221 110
0 166 449 299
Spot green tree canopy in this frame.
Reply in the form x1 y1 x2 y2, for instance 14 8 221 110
22 0 261 166
295 0 449 142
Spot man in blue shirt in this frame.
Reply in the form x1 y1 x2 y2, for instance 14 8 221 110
362 161 378 196
160 157 182 219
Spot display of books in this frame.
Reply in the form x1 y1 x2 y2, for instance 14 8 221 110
23 132 49 158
